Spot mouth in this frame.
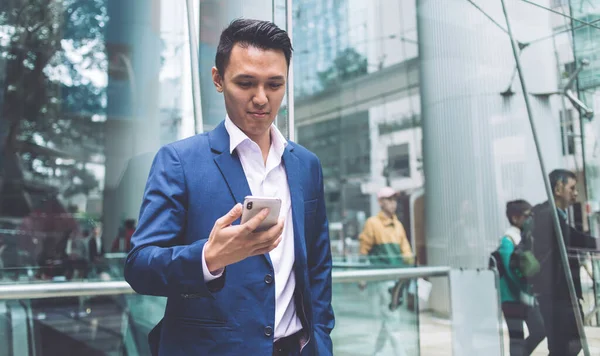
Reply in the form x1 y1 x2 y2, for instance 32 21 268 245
248 112 270 118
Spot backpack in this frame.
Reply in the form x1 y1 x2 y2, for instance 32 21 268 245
510 228 541 279
489 234 518 279
489 245 523 300
489 239 528 303
490 232 539 306
489 249 508 278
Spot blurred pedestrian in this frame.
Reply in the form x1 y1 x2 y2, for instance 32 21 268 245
58 230 88 279
111 219 136 253
530 169 598 355
359 186 413 356
496 200 545 355
359 187 414 267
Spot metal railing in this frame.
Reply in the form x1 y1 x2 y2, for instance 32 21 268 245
0 266 450 300
0 281 135 300
567 249 600 326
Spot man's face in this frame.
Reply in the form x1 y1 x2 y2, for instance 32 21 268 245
555 177 578 207
379 197 397 216
212 44 287 140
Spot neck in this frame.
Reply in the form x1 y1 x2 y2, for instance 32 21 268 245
382 210 394 219
554 199 567 211
249 131 271 164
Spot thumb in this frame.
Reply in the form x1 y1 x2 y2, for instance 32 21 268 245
216 203 243 228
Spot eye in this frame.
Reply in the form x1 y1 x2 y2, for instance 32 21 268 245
269 83 283 89
238 82 252 88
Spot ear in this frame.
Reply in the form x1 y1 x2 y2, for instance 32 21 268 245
212 67 223 93
554 181 563 195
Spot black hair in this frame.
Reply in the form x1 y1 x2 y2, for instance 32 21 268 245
215 18 293 76
549 169 577 193
506 199 532 225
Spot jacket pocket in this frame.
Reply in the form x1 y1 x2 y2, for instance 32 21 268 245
175 316 229 328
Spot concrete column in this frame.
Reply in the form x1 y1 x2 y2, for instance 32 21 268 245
418 0 563 314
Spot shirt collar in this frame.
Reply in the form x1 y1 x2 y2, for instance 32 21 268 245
377 211 397 226
224 116 288 157
557 208 568 220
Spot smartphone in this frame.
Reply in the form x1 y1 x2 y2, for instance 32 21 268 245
240 196 281 232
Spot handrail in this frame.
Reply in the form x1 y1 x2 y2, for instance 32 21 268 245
333 262 380 269
332 266 450 283
0 281 135 300
0 266 451 300
104 252 128 259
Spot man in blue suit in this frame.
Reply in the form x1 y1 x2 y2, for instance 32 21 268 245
124 19 335 355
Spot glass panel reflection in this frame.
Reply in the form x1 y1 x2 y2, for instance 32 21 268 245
332 279 420 356
294 0 600 354
0 0 195 284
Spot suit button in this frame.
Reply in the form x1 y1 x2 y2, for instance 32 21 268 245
264 274 273 284
264 326 273 337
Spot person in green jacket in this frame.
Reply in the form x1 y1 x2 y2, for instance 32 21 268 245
498 200 545 355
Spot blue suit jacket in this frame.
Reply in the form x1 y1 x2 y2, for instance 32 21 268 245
124 121 334 355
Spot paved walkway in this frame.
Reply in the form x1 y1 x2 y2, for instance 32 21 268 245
331 283 600 355
419 312 600 356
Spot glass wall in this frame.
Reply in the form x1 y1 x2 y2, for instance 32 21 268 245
2 0 600 354
571 0 600 238
292 0 600 354
0 0 196 282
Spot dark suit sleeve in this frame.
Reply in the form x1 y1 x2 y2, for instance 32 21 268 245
569 227 598 250
124 145 221 298
308 160 335 355
532 207 554 266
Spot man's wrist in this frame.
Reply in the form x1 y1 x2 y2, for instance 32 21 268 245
204 242 223 274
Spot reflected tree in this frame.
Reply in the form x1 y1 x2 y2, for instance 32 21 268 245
0 0 107 216
317 47 368 89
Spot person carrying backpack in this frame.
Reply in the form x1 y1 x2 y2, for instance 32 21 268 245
493 200 545 356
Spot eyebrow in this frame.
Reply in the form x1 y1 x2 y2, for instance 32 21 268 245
233 74 285 80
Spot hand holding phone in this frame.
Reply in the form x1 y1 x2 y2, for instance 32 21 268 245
240 196 281 232
204 201 285 273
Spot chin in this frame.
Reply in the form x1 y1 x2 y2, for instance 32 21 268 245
244 122 271 137
247 116 275 127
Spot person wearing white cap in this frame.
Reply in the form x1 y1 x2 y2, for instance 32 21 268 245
360 187 413 267
359 186 413 356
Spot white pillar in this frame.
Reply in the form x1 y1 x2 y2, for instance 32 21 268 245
418 0 563 315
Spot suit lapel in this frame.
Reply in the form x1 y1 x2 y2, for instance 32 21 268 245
209 121 272 268
214 153 252 205
209 121 252 205
282 145 308 282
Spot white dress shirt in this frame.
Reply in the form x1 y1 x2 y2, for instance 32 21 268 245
202 116 303 340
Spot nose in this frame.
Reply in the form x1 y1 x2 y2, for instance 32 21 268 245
252 86 267 107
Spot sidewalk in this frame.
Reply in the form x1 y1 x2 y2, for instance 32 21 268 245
419 311 600 356
331 306 600 355
332 283 600 355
